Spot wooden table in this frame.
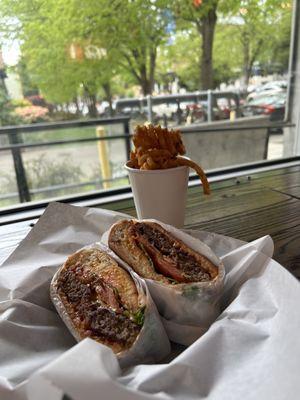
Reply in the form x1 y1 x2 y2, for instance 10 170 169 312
1 164 300 278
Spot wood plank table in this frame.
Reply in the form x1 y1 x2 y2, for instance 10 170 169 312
1 164 300 278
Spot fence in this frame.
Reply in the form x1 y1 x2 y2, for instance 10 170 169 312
0 112 294 209
0 117 131 203
115 90 242 125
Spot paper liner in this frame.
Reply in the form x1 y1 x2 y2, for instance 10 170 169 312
50 242 171 368
4 203 299 400
102 219 225 345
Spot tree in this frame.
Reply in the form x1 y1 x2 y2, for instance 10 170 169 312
0 86 11 125
15 57 39 97
87 0 171 96
213 24 243 87
0 0 121 116
0 82 21 126
224 0 292 87
0 0 171 108
157 29 201 91
257 2 292 74
157 21 242 91
169 0 219 90
0 0 292 105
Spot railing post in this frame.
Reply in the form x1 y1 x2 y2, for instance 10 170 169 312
163 114 168 128
146 95 153 123
8 132 31 203
176 99 182 125
235 93 241 118
96 127 111 189
207 90 213 122
124 119 131 160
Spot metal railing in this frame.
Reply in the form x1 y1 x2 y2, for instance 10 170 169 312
0 115 294 207
115 90 242 124
0 117 131 203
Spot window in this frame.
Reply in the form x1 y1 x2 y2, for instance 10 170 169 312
0 0 298 212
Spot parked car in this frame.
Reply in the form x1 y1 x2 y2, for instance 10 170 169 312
247 80 287 101
242 90 286 122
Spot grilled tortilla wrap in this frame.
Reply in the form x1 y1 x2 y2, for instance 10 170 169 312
51 248 145 354
108 220 219 285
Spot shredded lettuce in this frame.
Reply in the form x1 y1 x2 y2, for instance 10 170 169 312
182 285 200 299
132 307 145 326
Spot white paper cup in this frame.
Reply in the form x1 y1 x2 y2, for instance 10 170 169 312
125 162 189 228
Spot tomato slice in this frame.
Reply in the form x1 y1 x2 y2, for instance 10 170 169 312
137 235 190 283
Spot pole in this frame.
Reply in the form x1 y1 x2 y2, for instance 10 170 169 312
96 127 111 189
146 95 153 123
124 119 131 160
207 90 213 122
8 132 31 203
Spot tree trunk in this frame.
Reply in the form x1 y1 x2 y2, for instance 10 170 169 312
242 32 251 89
199 7 217 90
102 82 114 116
74 97 80 114
84 86 97 118
149 48 156 94
139 62 152 96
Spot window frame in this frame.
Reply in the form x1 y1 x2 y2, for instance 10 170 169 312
1 1 300 223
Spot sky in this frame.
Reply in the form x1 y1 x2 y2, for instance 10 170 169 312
2 40 20 66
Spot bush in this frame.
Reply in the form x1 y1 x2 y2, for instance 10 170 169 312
25 153 84 189
0 172 17 194
0 87 22 126
14 105 50 123
10 98 32 108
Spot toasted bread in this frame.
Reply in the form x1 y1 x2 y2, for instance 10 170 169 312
108 220 219 284
109 220 169 284
52 247 144 354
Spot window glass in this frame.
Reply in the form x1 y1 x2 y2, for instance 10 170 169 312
0 0 296 209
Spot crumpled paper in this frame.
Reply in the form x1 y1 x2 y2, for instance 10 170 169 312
102 220 225 345
1 202 300 400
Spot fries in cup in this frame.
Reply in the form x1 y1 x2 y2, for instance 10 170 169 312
129 125 210 195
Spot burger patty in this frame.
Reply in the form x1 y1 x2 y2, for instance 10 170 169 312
57 263 141 347
83 305 140 346
132 222 213 283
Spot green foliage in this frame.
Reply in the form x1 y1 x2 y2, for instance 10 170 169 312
222 0 292 84
9 98 31 107
15 57 39 96
0 86 11 125
132 307 145 326
258 3 292 72
0 0 293 108
0 171 17 194
0 86 21 126
0 0 171 105
157 29 201 91
25 153 84 189
213 24 243 86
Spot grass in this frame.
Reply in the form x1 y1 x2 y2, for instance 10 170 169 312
21 124 125 145
0 176 130 209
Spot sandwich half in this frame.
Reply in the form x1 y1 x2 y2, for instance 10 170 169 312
51 247 145 354
108 220 219 285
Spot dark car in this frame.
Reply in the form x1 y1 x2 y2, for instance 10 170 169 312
242 91 286 122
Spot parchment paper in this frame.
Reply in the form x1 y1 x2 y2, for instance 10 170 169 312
1 202 300 400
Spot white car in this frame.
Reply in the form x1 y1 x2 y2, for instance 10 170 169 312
247 80 287 101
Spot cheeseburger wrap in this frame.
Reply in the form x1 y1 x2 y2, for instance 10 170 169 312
102 219 225 345
50 242 170 368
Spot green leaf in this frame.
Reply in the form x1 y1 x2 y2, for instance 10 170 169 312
132 307 145 326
